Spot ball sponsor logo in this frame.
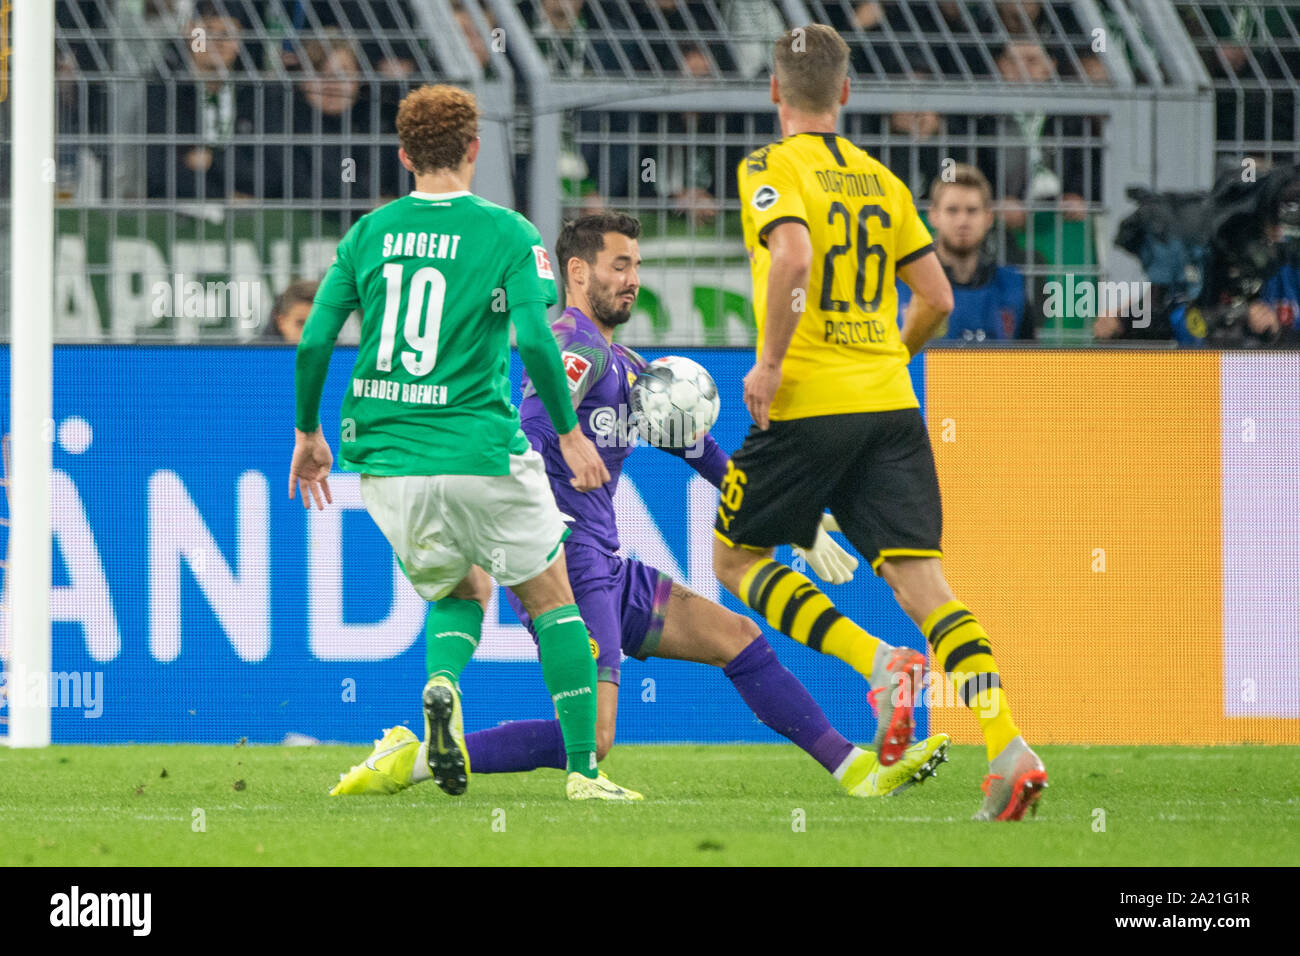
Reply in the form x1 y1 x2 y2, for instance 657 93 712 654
588 406 618 437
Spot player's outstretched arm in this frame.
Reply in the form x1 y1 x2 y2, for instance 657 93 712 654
512 299 610 491
745 221 812 429
897 250 955 356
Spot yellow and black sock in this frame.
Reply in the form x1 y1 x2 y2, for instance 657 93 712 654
923 599 1019 761
738 558 882 679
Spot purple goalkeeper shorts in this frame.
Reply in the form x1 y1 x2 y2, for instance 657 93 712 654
504 542 673 685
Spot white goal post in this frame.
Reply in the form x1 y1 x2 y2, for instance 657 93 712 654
2 0 54 748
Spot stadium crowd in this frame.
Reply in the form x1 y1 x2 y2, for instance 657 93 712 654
32 0 1300 346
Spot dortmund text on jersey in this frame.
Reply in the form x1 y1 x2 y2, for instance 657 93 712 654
739 133 934 420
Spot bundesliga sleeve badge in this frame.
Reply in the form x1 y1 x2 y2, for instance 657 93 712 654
563 351 592 392
533 245 555 279
752 184 780 211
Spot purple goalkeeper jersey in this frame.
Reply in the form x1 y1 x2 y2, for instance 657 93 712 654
519 307 729 554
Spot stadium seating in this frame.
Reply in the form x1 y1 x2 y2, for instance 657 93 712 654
0 0 1294 344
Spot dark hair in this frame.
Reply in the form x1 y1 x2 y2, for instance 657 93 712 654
554 212 641 290
272 279 319 324
193 1 236 23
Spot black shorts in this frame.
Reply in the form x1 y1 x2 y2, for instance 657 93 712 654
714 408 943 573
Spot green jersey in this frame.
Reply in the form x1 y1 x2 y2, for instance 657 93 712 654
297 190 563 476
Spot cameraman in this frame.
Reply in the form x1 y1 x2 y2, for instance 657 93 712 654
1171 224 1297 347
1262 252 1300 342
1171 164 1300 348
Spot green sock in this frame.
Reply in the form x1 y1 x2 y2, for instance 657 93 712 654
533 603 598 778
425 597 483 682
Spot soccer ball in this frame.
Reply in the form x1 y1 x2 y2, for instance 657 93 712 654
629 356 721 448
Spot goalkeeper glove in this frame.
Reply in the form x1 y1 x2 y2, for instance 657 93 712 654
792 514 858 585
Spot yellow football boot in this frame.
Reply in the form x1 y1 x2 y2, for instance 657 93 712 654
565 771 644 801
841 733 951 798
329 725 419 796
423 675 469 796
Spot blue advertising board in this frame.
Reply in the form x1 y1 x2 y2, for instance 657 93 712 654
0 345 929 745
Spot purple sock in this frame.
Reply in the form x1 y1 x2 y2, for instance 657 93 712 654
465 719 566 774
724 636 855 773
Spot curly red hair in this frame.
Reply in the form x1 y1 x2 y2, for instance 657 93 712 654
397 85 479 173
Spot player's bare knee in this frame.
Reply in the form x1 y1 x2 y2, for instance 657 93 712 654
889 579 930 623
882 559 954 624
716 612 760 667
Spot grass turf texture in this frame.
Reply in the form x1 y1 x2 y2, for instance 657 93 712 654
0 744 1295 866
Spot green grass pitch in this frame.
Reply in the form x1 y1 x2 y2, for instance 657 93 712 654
0 744 1295 866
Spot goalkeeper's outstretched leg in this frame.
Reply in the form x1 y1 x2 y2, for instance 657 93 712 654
711 532 927 768
651 577 948 796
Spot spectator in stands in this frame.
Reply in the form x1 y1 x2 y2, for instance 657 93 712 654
265 279 319 345
272 1 419 158
454 1 498 76
898 164 1038 341
656 129 720 225
271 0 421 77
997 1 1104 84
820 0 906 76
286 30 398 203
915 2 987 77
1178 3 1296 162
525 0 626 75
997 1 1042 35
521 0 601 207
137 0 187 67
724 0 785 79
145 1 263 200
982 39 1090 230
681 46 712 78
55 38 108 201
997 38 1054 80
884 100 944 201
1180 2 1255 79
524 0 635 209
634 0 736 76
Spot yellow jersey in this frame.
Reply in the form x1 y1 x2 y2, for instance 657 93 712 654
738 132 933 419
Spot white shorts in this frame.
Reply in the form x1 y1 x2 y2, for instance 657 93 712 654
360 450 569 601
